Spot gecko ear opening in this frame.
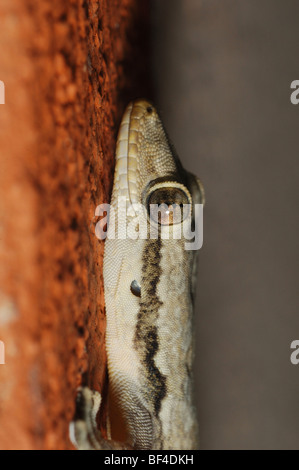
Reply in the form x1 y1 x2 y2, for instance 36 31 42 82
130 280 141 297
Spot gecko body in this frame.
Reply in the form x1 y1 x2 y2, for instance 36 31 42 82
70 100 204 450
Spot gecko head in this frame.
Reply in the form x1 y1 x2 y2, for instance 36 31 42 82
112 99 204 228
103 100 204 333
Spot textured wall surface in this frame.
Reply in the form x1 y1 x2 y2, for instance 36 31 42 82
0 0 149 450
153 0 299 450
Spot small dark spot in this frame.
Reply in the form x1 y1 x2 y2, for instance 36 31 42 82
68 262 74 275
77 326 85 337
147 106 153 114
130 280 141 297
59 12 67 22
70 217 78 231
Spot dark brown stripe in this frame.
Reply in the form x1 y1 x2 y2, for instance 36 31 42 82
134 237 167 417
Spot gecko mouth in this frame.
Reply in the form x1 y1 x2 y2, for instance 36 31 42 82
114 100 155 206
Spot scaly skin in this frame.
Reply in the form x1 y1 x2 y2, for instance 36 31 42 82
71 99 204 450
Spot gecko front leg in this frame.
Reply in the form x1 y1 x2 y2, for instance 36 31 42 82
71 100 204 450
70 387 130 450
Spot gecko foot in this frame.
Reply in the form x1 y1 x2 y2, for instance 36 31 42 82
69 386 130 450
69 387 104 450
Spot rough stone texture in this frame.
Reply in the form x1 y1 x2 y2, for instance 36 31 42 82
0 0 150 450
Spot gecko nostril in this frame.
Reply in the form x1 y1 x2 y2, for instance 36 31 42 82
130 280 141 297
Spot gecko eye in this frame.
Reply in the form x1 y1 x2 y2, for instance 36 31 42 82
130 280 141 297
147 186 191 225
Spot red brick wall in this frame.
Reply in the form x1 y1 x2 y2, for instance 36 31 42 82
0 0 150 450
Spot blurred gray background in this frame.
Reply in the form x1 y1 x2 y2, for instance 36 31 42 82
152 0 299 449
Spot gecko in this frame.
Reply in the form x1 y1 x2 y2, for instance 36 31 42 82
70 99 204 450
